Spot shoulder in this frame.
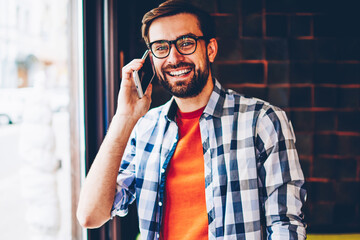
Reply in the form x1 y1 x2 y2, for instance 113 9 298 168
224 88 274 114
224 87 292 131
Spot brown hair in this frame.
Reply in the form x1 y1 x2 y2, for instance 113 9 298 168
141 0 215 44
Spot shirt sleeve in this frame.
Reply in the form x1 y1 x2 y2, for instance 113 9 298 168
255 106 307 240
110 129 137 218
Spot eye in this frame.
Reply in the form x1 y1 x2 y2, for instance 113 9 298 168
152 42 169 52
157 45 168 51
178 38 195 49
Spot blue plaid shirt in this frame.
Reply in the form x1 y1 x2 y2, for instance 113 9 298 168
111 79 307 240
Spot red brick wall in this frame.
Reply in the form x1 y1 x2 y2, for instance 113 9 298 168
118 0 359 237
146 0 360 234
186 0 360 233
118 0 360 236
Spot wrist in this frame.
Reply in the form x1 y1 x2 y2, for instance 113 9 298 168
107 113 139 137
112 112 140 125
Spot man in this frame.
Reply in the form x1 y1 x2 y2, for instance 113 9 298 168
77 1 307 239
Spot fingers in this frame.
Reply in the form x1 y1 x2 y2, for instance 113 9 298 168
115 59 153 119
143 83 153 99
121 59 145 87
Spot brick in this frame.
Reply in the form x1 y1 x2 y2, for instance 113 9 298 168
268 86 289 108
240 38 263 60
241 0 262 15
314 134 337 155
334 182 360 204
314 111 336 131
266 0 327 13
314 15 338 37
213 63 264 84
290 87 312 108
296 133 313 155
336 158 358 179
337 39 360 61
216 38 242 61
313 63 338 84
306 203 334 226
299 157 311 178
315 38 337 61
214 15 239 38
337 88 360 109
266 15 288 37
336 158 358 180
265 0 295 13
232 86 268 100
289 39 315 61
314 87 338 108
239 63 265 84
336 13 360 37
267 63 289 84
333 204 357 224
290 111 314 131
307 181 335 203
290 15 312 37
337 135 360 156
217 0 239 14
337 111 360 132
265 0 299 13
242 14 263 37
313 157 357 179
289 62 313 83
313 157 336 179
336 64 360 85
265 39 289 60
190 0 217 13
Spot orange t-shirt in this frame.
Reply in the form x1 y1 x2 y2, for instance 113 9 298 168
161 107 208 240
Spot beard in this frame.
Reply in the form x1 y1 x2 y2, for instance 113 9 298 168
157 57 210 98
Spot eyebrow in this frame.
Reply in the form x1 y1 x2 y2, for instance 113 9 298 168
150 33 199 43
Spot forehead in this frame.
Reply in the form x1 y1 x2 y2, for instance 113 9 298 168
148 13 203 42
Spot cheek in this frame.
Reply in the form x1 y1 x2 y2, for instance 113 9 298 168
196 55 207 71
153 60 164 74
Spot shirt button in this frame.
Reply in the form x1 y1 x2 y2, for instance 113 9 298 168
158 202 163 206
161 168 165 173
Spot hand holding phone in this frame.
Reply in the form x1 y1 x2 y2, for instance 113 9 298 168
132 50 155 98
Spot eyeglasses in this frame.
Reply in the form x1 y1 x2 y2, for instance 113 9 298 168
148 34 205 59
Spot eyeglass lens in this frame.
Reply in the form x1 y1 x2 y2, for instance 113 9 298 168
151 36 197 58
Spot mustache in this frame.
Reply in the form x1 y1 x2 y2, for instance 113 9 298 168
163 62 194 71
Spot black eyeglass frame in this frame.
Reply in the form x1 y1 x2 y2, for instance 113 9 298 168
147 34 206 59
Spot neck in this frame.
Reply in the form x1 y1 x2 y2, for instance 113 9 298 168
174 75 214 113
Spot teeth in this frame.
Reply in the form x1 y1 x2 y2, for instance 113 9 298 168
169 69 191 76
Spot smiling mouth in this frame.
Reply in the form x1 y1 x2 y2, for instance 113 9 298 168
168 68 192 77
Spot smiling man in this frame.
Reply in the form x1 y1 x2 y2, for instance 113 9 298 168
77 1 307 239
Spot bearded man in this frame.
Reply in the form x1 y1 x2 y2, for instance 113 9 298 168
77 1 307 239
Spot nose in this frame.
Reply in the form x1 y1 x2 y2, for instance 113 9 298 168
167 44 185 65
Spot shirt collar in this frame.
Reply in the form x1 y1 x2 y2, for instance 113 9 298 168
162 78 226 121
203 78 226 118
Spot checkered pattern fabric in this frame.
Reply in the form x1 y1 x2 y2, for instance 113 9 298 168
111 79 307 240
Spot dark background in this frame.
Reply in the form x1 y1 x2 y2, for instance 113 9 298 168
84 0 360 239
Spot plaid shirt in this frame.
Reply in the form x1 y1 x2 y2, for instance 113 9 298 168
111 79 307 240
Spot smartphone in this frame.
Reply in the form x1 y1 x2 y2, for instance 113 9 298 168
132 50 155 98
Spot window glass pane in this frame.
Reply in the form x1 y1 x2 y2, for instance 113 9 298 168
0 0 71 239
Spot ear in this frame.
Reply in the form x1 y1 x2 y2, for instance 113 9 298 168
207 38 218 63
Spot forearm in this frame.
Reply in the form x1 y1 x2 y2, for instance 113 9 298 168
256 106 307 239
77 114 138 228
265 180 307 240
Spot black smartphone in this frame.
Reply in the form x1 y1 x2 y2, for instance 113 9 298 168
132 50 155 98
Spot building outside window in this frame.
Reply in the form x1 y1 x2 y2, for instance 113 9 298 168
0 0 82 239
